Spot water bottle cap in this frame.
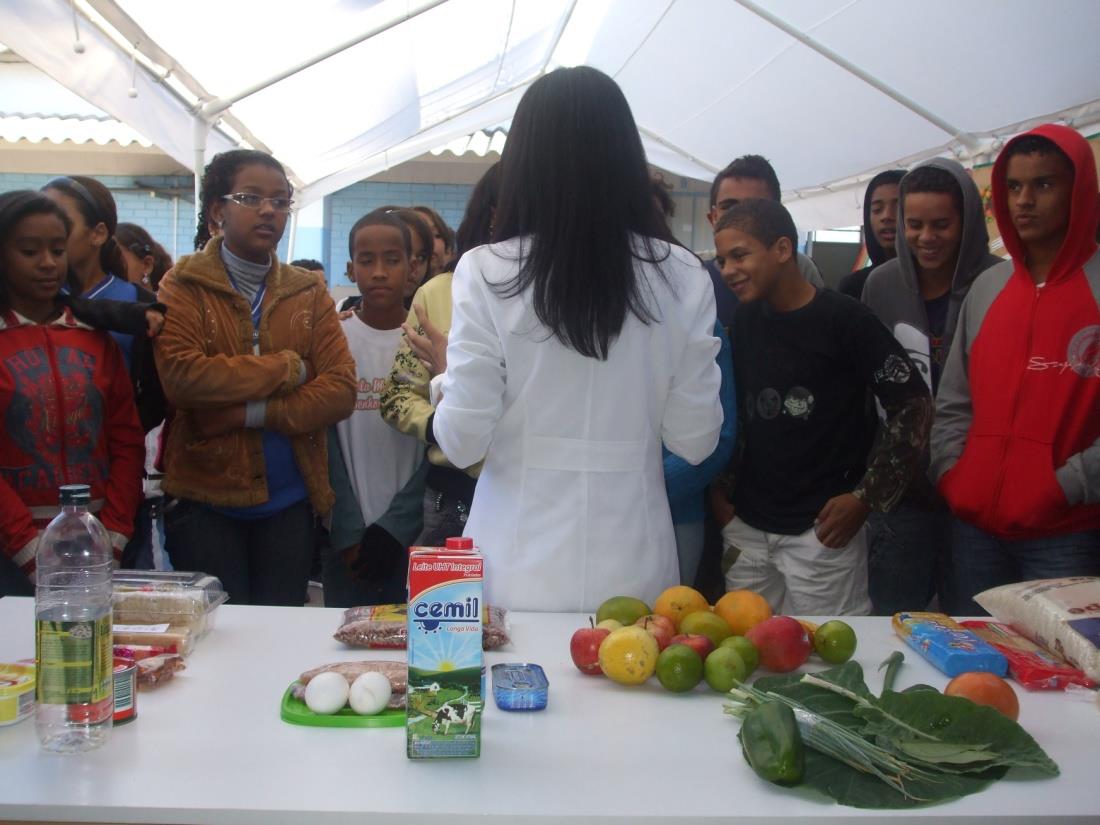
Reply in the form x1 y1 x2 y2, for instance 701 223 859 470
58 484 91 505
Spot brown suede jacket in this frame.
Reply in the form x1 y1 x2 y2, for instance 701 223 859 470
154 238 355 513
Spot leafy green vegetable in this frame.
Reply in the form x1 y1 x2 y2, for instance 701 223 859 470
725 659 1059 809
753 661 871 732
858 691 1060 777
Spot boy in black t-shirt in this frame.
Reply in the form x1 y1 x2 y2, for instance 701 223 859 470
714 200 932 615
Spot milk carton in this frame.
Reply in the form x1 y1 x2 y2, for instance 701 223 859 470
406 537 483 759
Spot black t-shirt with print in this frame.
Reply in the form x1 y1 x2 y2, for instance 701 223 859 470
731 288 927 535
924 291 950 394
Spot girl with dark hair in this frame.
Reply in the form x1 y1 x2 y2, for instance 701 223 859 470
116 222 173 291
430 67 723 612
0 191 144 595
394 208 434 303
412 205 454 278
380 161 501 546
154 149 355 606
41 176 166 433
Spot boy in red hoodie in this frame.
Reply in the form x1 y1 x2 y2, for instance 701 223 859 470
930 125 1100 613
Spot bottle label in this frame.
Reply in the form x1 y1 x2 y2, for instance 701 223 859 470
35 615 113 707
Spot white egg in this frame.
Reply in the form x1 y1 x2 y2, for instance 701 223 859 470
349 671 392 716
304 671 350 715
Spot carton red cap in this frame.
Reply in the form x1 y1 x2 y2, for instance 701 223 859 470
445 537 474 550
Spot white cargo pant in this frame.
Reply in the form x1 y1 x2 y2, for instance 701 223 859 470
721 516 871 616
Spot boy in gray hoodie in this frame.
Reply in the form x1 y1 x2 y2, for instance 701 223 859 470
861 158 1001 615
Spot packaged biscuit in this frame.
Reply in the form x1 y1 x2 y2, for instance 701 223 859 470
892 611 1008 677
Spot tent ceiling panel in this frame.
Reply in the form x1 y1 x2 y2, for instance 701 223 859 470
1 0 1097 227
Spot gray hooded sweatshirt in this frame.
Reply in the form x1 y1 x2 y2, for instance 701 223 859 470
861 157 1002 395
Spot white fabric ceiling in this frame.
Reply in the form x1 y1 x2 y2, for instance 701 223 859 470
2 0 1099 228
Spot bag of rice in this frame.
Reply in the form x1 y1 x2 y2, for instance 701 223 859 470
974 577 1100 682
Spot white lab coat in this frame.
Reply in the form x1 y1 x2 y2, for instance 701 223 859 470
433 237 723 612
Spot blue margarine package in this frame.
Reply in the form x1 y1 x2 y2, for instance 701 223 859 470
893 611 1008 677
406 538 483 759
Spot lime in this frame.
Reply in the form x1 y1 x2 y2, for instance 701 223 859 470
703 646 748 693
655 644 703 693
596 596 651 628
719 635 759 676
679 610 733 647
813 620 857 664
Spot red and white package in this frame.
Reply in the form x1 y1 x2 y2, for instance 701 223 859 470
960 620 1096 691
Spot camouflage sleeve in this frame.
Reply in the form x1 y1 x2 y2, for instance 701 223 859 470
853 393 933 512
379 304 435 442
849 304 933 513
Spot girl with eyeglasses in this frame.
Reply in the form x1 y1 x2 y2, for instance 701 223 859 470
154 149 356 606
428 67 723 612
0 191 144 595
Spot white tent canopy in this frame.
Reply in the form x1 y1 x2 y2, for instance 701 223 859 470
2 0 1099 228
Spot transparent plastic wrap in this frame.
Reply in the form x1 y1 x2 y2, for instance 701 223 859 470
334 603 511 650
960 620 1096 690
112 570 228 642
974 577 1100 684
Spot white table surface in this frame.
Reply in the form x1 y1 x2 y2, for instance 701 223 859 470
0 597 1097 824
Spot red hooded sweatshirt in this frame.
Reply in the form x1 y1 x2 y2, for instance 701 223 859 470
930 124 1100 539
0 307 144 576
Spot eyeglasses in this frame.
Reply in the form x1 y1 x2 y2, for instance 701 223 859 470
222 193 295 213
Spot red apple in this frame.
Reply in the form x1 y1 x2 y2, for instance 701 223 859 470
669 633 715 661
634 614 675 651
745 616 813 673
570 619 611 675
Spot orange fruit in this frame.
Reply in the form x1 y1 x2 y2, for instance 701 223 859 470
798 619 819 641
654 585 710 631
944 672 1020 721
714 590 773 636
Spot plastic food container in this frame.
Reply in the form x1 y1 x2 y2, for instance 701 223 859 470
492 663 549 711
0 663 36 727
112 570 228 642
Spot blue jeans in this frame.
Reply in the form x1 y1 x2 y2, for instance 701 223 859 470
867 504 953 616
164 497 315 606
674 521 705 586
950 519 1100 615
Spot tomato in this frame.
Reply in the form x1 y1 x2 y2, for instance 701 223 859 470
944 671 1020 721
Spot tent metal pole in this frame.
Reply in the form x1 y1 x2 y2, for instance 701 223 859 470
733 0 980 151
287 209 299 264
192 117 209 226
199 0 449 121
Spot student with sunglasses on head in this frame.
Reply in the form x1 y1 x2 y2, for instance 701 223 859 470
153 149 355 606
41 177 166 433
117 222 173 292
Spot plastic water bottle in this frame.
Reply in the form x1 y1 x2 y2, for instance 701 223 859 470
35 484 114 753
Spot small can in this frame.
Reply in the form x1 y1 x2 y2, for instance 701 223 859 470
491 663 549 711
112 657 137 725
0 663 35 727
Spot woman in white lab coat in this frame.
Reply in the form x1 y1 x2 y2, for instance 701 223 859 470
430 66 723 613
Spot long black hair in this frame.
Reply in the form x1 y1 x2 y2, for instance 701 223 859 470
0 190 72 310
492 66 677 359
194 149 289 250
41 175 127 284
450 161 501 267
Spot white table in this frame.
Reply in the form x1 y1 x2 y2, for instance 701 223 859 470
0 597 1097 824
